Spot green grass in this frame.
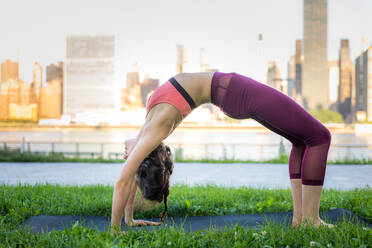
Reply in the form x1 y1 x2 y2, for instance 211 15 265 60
1 149 372 165
0 184 371 247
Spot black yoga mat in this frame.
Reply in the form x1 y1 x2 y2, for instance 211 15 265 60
21 208 371 234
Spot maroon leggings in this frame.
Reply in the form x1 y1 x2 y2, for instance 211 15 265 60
211 72 331 185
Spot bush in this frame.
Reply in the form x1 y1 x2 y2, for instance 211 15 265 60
309 109 343 123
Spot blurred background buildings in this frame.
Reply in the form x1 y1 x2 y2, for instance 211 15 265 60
65 35 116 118
302 0 329 111
0 0 371 125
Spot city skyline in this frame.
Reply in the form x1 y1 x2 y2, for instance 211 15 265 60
1 43 371 123
0 0 371 86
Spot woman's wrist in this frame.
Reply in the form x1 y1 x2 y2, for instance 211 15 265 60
124 213 133 224
125 218 134 225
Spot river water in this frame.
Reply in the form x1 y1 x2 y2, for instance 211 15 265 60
1 129 372 161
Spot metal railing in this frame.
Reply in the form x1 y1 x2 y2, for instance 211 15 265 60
1 140 372 161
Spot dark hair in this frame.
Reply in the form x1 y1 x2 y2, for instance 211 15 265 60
136 142 173 223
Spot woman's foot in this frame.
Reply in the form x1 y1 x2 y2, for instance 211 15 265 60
292 218 301 228
300 185 335 228
300 216 335 228
124 138 137 159
317 217 335 228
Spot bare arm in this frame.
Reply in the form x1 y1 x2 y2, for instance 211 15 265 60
111 121 172 231
123 178 160 226
123 177 137 224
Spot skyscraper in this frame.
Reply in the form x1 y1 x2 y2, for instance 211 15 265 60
302 0 329 110
0 82 8 119
126 64 140 91
32 62 42 100
266 61 281 91
287 55 296 98
46 62 64 116
295 40 302 95
141 76 159 106
0 79 38 121
355 46 372 122
1 59 19 83
338 39 353 120
65 35 116 117
40 80 62 118
46 62 64 82
121 84 142 111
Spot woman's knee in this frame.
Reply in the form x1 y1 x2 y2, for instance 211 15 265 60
310 126 331 146
320 127 331 143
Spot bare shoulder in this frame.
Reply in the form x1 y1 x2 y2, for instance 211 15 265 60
144 103 182 138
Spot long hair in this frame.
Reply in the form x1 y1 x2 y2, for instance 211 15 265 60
136 142 173 223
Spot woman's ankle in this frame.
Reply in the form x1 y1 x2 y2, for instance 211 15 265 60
291 212 302 228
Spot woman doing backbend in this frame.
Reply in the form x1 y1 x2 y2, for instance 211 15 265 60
110 71 334 232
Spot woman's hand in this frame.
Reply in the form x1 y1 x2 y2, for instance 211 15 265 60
126 219 161 227
124 138 137 159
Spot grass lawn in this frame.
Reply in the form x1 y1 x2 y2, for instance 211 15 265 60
0 184 371 247
1 149 372 165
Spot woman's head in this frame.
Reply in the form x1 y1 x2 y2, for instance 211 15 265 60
136 142 173 222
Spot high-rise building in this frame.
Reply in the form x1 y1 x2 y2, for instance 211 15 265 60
0 82 9 119
32 62 42 100
287 40 303 101
295 40 302 95
1 81 10 119
40 80 62 118
1 59 19 83
176 44 185 74
338 39 354 121
121 84 142 111
65 35 116 117
141 76 159 106
8 103 38 122
302 0 329 110
355 46 372 122
46 62 64 116
287 55 296 98
266 61 281 91
0 79 38 121
46 62 64 82
121 64 141 111
126 65 140 92
9 80 20 105
46 62 64 115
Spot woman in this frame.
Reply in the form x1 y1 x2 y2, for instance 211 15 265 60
111 71 334 232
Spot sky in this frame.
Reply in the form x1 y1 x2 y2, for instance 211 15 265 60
0 0 371 87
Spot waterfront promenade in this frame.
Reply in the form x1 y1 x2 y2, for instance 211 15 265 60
0 162 371 189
